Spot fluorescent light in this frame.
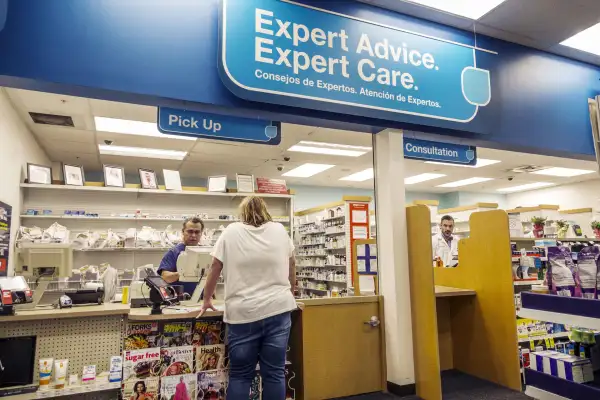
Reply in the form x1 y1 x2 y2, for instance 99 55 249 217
560 22 600 56
437 177 493 188
531 167 596 177
404 0 507 19
425 159 501 168
282 163 335 178
404 173 446 185
94 116 196 141
497 182 554 193
288 141 371 157
99 145 187 160
340 168 374 182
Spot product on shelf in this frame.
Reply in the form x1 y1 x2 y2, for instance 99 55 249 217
123 348 161 381
196 344 226 372
158 321 193 347
123 376 159 400
197 370 228 400
192 320 223 346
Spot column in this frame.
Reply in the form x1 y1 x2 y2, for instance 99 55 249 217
374 129 415 388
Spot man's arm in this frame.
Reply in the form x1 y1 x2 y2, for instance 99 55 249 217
202 257 223 303
289 256 296 294
160 270 180 283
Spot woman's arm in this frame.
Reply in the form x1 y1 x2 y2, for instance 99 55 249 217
197 257 223 316
289 256 296 294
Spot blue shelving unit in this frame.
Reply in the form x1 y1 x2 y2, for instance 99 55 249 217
525 369 600 400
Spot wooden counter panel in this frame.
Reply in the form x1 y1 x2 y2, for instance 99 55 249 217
301 302 383 400
2 303 130 322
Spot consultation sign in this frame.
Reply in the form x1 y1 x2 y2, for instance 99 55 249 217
404 138 476 165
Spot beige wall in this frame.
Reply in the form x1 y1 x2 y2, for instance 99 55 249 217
0 88 50 275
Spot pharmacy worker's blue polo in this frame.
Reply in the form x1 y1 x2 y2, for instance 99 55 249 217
157 243 198 295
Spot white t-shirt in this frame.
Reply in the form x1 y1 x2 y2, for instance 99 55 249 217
211 221 297 324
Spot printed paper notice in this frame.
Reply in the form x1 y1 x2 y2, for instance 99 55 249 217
359 275 376 294
357 244 366 257
352 226 368 239
352 210 368 223
357 259 366 272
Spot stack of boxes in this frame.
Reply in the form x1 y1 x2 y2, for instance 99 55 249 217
529 350 594 383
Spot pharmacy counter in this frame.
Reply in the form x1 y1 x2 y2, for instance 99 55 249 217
1 303 130 322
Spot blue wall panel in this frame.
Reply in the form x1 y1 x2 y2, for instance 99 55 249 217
0 0 597 158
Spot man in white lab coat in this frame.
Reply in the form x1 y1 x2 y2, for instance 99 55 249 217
432 215 459 267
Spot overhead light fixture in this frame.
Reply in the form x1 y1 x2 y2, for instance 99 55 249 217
403 0 507 19
98 145 187 160
560 22 600 56
425 159 501 168
497 182 554 193
288 141 372 157
94 116 196 141
404 173 446 185
282 163 335 178
531 167 596 178
437 177 494 188
339 168 374 182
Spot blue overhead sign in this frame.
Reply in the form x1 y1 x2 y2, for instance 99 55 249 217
157 107 280 145
220 0 492 123
404 138 476 165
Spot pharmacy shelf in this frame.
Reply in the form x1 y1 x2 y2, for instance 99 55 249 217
297 254 326 258
19 215 289 223
325 247 346 251
511 237 600 242
517 332 570 344
324 264 346 268
299 287 328 293
514 280 544 286
20 183 293 199
525 368 600 400
322 215 345 222
519 292 600 330
300 230 325 235
325 231 345 236
33 382 121 399
74 247 212 252
300 277 346 284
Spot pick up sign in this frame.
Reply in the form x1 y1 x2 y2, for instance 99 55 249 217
157 107 281 145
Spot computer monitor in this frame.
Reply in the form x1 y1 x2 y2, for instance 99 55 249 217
176 246 213 283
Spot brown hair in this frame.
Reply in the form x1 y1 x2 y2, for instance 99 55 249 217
182 216 205 232
240 196 272 227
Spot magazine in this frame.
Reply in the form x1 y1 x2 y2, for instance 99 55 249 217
124 322 159 350
123 376 159 400
158 321 193 347
192 320 223 346
123 347 161 381
197 370 227 400
196 345 226 372
160 373 197 400
160 346 194 376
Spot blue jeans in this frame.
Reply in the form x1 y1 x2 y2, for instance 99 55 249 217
226 311 292 400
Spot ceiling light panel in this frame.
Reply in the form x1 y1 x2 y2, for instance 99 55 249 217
98 145 187 160
404 173 446 185
282 163 335 178
497 182 554 193
339 168 374 182
560 22 600 56
437 177 493 188
531 167 596 177
288 141 372 157
403 0 507 20
95 116 196 141
425 159 501 168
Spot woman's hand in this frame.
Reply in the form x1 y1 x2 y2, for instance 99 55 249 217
197 300 218 318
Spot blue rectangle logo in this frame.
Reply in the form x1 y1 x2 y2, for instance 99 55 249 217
220 0 493 123
404 138 476 165
157 107 280 145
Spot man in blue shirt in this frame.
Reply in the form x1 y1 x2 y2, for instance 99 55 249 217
157 216 204 295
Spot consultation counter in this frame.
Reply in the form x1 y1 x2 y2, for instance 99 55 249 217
0 295 384 400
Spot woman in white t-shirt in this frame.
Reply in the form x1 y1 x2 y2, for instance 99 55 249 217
199 196 296 400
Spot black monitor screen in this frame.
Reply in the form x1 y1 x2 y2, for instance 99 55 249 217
0 336 37 388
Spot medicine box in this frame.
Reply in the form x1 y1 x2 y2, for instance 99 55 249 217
530 351 593 383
